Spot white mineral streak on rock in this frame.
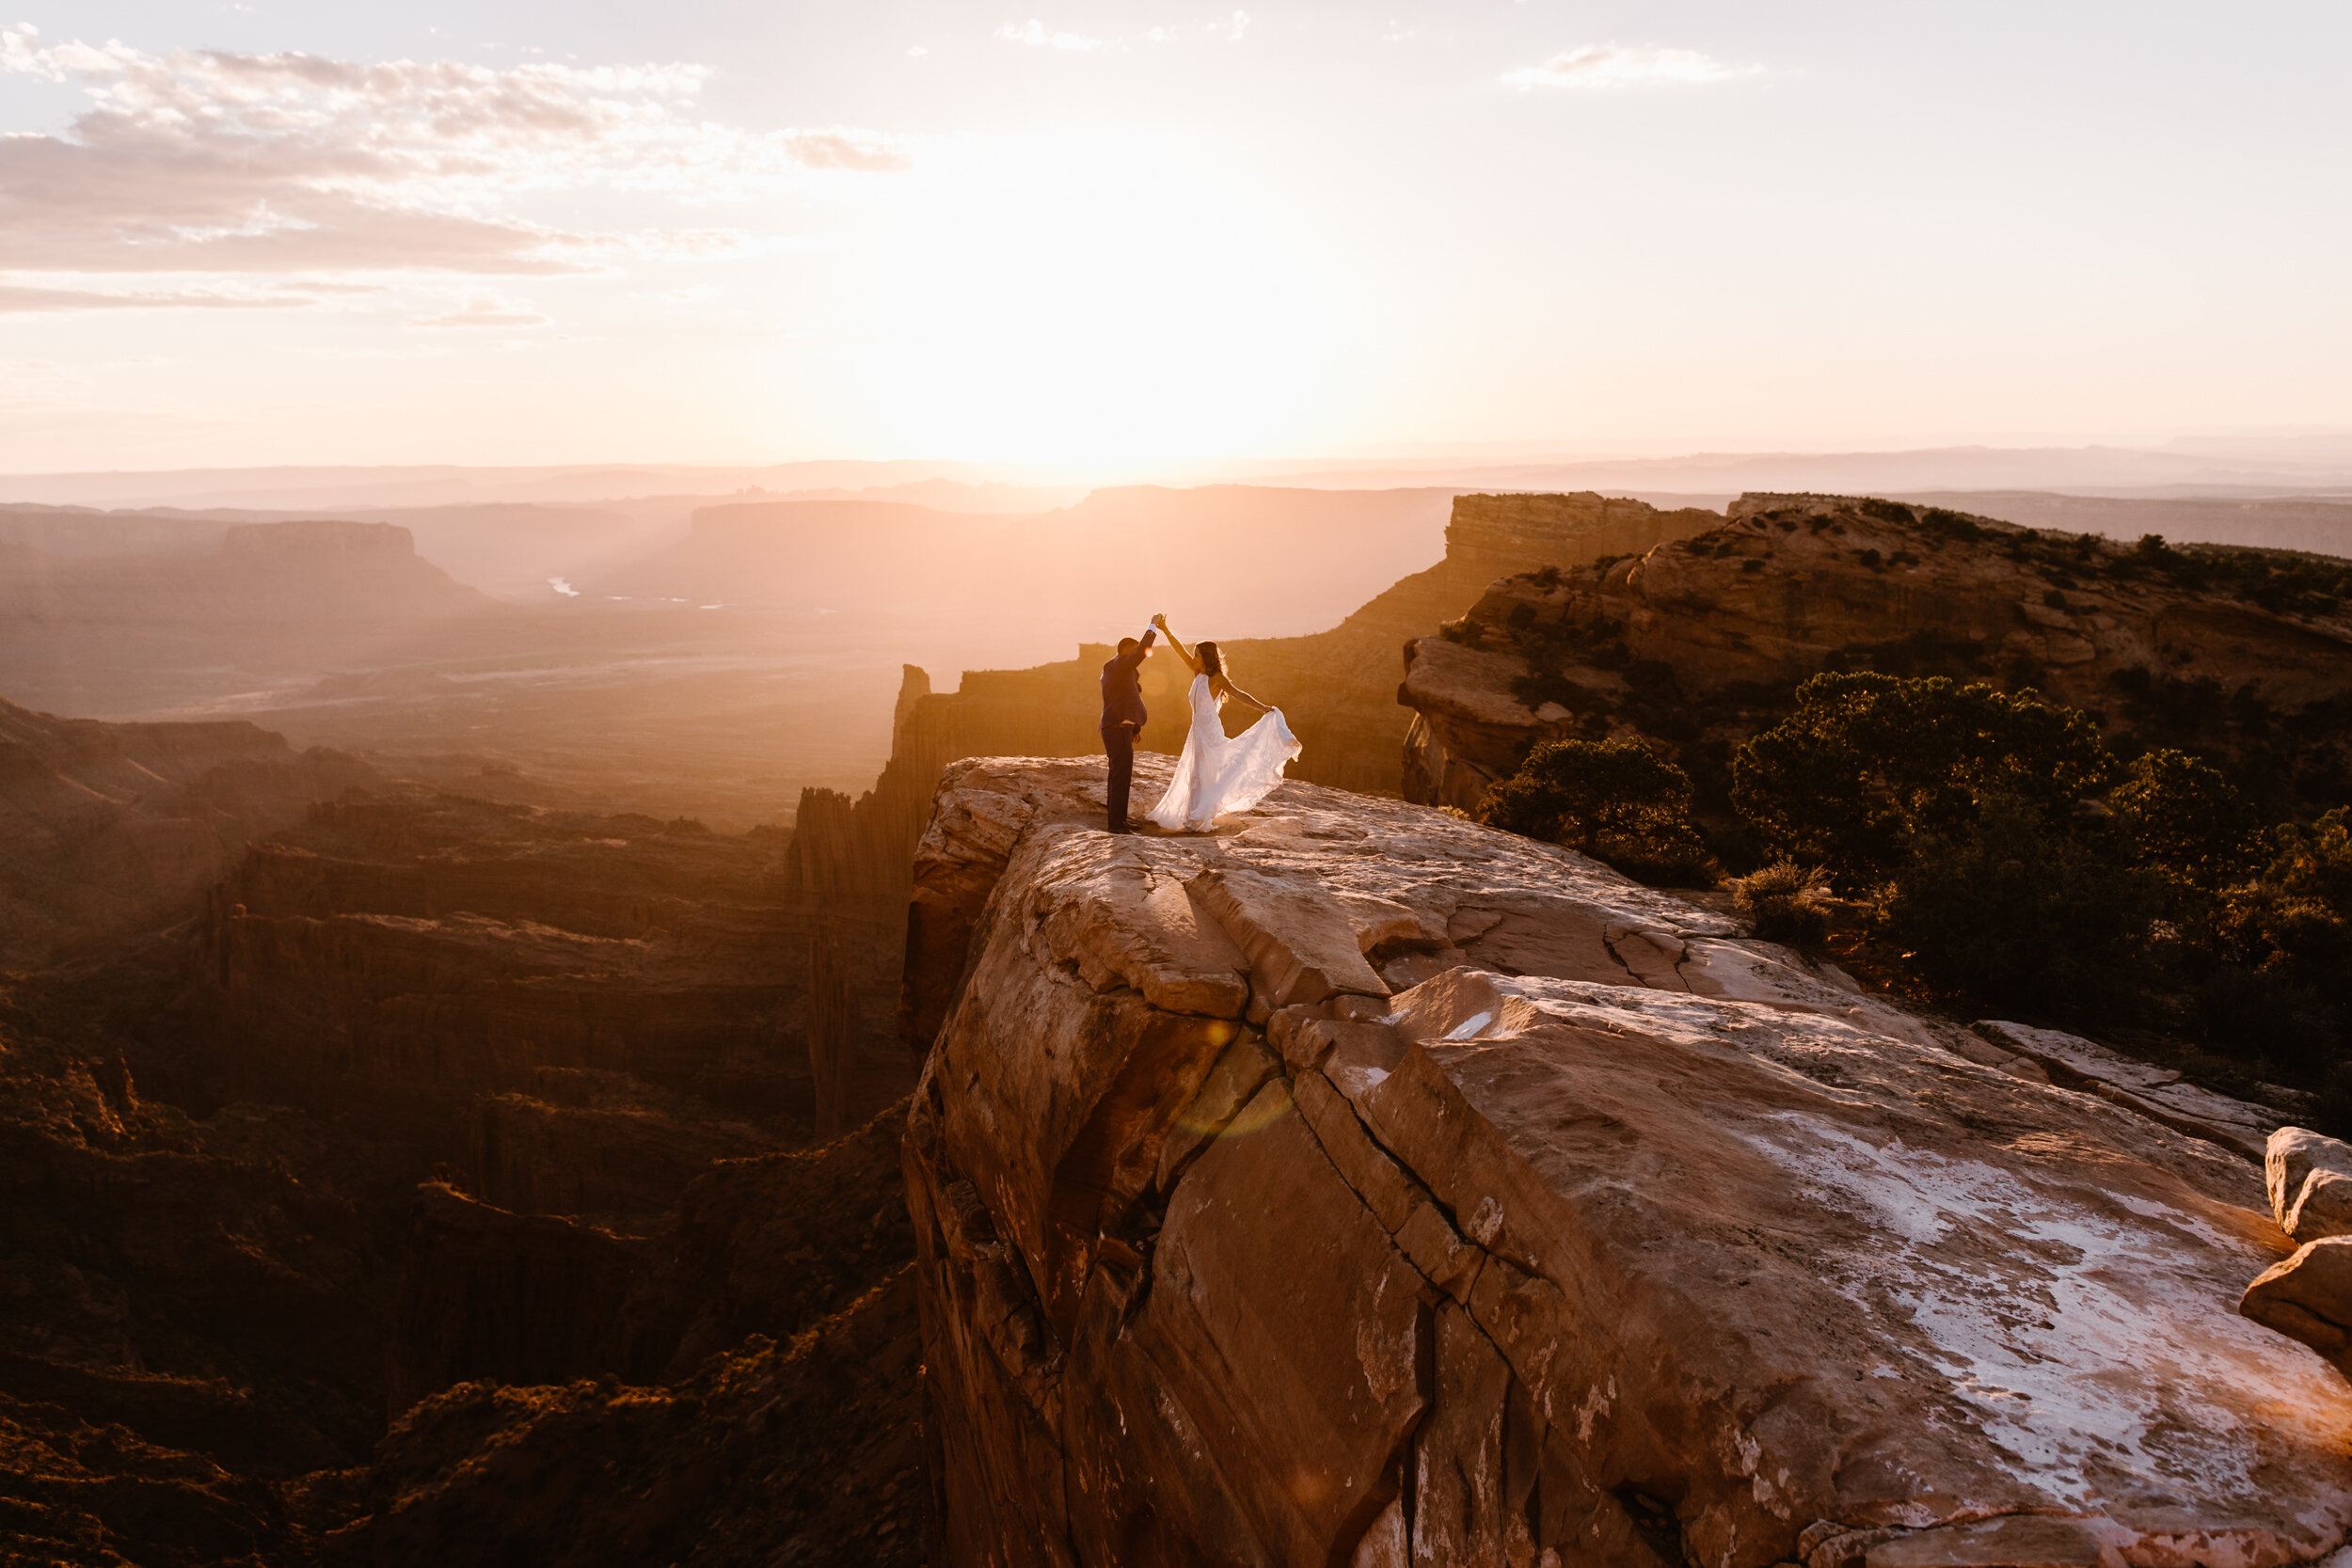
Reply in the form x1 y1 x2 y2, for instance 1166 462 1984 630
1735 1116 2344 1508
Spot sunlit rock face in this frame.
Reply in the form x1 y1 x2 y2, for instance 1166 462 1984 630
786 491 1721 1063
1402 492 2352 815
900 756 2350 1568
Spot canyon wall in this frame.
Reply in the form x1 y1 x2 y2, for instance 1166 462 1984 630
0 518 510 716
329 1100 927 1567
0 970 396 1565
0 695 380 964
784 492 1723 1049
1402 492 2352 816
191 789 914 1227
899 755 2347 1567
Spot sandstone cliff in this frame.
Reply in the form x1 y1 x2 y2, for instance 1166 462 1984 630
191 788 914 1217
900 756 2347 1566
326 1100 926 1567
0 519 508 716
784 493 1723 1059
596 484 1459 647
0 971 395 1567
2 941 928 1566
1402 493 2352 817
0 695 379 964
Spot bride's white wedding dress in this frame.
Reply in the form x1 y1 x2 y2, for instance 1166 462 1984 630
1148 673 1301 832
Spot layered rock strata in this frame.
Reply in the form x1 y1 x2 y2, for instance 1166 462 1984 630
787 492 1721 1055
0 974 392 1567
192 789 892 1219
333 1101 926 1566
901 756 2349 1567
1402 493 2352 815
0 695 378 964
0 520 506 716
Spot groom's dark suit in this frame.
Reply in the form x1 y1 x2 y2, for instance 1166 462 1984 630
1099 630 1157 832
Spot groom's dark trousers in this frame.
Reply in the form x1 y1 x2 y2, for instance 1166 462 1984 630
1102 723 1137 832
1099 630 1157 832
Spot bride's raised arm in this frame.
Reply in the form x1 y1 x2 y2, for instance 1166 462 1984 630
1151 613 1202 675
1220 680 1272 713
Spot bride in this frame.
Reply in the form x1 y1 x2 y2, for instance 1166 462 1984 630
1145 613 1301 832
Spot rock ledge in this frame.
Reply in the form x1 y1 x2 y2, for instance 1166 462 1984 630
902 757 2348 1568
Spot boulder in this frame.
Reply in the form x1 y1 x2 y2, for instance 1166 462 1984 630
1191 863 1390 1012
902 758 2352 1568
2269 1126 2352 1243
2242 1236 2352 1377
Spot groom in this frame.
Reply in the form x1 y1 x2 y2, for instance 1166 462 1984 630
1099 622 1158 833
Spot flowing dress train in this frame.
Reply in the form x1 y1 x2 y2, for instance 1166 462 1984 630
1147 673 1301 832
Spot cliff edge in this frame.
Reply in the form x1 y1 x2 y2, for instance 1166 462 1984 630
1400 493 2352 817
901 756 2349 1567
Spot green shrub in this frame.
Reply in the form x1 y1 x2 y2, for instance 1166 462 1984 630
2109 748 2256 897
1732 861 1834 949
2217 808 2352 1015
1877 794 2156 1019
2317 1061 2352 1140
1732 672 2115 883
2185 964 2340 1074
1481 737 1712 885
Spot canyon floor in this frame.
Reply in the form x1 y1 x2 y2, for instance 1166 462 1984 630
7 483 2352 1567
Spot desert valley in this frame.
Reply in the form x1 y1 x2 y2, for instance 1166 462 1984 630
8 3 2352 1563
6 459 2352 1565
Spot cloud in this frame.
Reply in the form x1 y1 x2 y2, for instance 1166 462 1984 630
0 282 313 313
996 20 1104 52
1502 42 1763 89
409 296 551 327
1209 10 1251 42
0 24 912 277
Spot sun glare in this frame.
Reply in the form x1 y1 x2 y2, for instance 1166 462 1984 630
834 128 1354 461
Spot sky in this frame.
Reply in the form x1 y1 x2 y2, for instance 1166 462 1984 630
0 1 2347 471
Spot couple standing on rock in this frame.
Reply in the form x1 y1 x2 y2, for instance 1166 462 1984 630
1099 614 1300 835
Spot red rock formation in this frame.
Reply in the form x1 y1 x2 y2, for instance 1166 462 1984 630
0 974 392 1567
189 789 883 1217
0 519 510 715
467 1071 772 1227
791 494 1721 1056
339 1101 924 1564
0 519 497 626
0 695 378 963
900 755 2349 1566
1402 492 2352 816
323 1269 925 1568
597 483 1460 645
387 1184 660 1417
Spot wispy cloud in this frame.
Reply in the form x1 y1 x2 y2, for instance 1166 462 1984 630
0 283 313 313
409 296 551 328
1210 10 1251 42
1502 42 1763 90
996 20 1105 52
0 24 912 279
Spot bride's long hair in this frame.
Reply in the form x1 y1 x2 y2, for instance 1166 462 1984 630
1198 641 1223 677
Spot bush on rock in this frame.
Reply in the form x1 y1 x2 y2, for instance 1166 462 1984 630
1479 737 1713 886
1730 860 1836 949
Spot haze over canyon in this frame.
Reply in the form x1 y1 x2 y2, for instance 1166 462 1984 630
8 2 2352 1564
